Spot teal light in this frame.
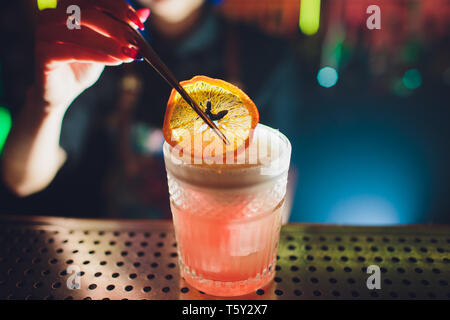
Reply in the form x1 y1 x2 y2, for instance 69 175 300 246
317 66 338 88
402 69 422 90
0 106 12 154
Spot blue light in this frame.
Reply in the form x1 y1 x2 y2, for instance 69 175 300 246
317 66 338 88
289 113 430 225
328 196 400 225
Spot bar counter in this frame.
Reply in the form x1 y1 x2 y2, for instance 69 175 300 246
0 215 448 300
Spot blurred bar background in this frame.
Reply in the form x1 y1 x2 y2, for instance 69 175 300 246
0 0 449 224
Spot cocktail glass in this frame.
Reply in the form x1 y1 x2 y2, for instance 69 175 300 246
163 124 291 296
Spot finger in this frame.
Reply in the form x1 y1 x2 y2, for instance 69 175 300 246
37 42 123 66
36 25 138 63
95 0 146 29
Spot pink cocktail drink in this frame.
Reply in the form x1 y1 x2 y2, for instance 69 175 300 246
163 124 291 296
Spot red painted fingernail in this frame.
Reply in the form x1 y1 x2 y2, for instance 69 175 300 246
122 47 141 60
127 10 145 30
136 8 150 23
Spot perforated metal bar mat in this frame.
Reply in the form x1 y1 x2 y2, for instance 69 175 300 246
0 216 448 300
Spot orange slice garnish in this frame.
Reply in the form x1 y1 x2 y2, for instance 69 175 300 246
163 76 259 161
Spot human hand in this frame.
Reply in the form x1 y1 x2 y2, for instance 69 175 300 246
33 0 150 112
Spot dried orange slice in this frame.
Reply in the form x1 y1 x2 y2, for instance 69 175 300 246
163 76 259 160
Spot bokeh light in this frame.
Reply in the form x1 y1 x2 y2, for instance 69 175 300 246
329 196 400 225
0 106 12 154
402 69 422 90
317 66 338 88
299 0 321 36
37 0 58 11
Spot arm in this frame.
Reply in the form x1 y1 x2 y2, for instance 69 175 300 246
1 89 67 196
1 0 150 196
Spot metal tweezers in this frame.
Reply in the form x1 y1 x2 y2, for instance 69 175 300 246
102 9 229 145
